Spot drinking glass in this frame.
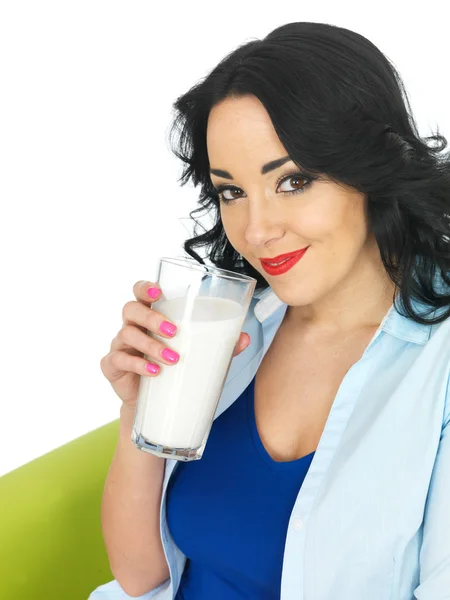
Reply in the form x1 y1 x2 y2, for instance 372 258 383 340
131 256 257 461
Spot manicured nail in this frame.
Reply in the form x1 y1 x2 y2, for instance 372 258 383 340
161 348 180 363
160 321 177 336
147 287 160 299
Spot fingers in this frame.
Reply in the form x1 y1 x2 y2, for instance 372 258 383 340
114 325 180 367
133 280 161 305
233 332 251 357
121 299 177 338
118 280 250 362
101 349 159 382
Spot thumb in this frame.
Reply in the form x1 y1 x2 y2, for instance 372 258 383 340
233 332 251 357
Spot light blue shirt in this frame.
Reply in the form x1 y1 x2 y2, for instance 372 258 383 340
89 284 450 600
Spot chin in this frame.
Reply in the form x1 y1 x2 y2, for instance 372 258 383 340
273 286 318 307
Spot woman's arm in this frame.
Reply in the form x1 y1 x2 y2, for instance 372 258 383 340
101 404 170 597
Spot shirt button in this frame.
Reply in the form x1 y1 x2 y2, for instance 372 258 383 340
293 517 304 530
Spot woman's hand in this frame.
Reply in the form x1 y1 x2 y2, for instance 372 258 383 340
100 280 251 410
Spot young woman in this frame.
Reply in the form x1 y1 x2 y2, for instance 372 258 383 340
92 21 450 600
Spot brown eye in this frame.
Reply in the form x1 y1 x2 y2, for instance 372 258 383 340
216 171 314 205
278 175 308 193
222 187 242 201
217 186 243 204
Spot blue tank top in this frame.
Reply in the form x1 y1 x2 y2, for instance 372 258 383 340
166 375 315 599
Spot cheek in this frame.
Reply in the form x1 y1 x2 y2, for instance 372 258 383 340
298 199 368 244
297 206 343 240
220 209 242 249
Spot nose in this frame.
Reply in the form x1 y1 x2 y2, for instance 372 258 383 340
244 212 286 251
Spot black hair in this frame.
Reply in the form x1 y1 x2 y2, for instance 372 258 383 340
167 21 450 325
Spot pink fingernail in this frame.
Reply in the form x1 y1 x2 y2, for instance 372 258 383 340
162 348 180 363
160 321 177 336
147 287 160 299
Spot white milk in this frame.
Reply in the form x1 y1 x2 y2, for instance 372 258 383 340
136 295 245 449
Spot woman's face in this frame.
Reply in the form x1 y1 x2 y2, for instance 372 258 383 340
207 94 375 308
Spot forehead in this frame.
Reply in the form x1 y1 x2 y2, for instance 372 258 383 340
207 96 285 161
208 96 275 136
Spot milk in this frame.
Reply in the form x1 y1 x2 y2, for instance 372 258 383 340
135 295 245 451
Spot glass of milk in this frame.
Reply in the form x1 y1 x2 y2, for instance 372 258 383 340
131 256 257 461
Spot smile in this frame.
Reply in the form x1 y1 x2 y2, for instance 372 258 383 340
260 247 309 275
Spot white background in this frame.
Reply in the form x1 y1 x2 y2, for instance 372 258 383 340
0 1 448 477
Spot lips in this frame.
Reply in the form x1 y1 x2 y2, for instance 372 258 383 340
260 248 308 265
260 247 309 275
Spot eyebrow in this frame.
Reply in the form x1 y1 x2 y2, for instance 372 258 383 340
209 155 292 179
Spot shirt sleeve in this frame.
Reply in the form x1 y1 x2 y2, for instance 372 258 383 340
414 396 450 599
87 577 170 599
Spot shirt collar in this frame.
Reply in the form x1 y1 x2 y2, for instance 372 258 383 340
253 286 434 345
253 286 285 323
380 302 432 344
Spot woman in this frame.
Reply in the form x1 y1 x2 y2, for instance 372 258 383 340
91 21 450 600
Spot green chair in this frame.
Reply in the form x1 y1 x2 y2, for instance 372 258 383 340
0 419 120 600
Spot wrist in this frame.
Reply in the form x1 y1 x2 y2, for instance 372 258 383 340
119 403 135 427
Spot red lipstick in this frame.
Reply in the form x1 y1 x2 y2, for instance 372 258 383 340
260 247 309 276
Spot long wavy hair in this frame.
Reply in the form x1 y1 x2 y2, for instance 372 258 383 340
166 21 450 325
